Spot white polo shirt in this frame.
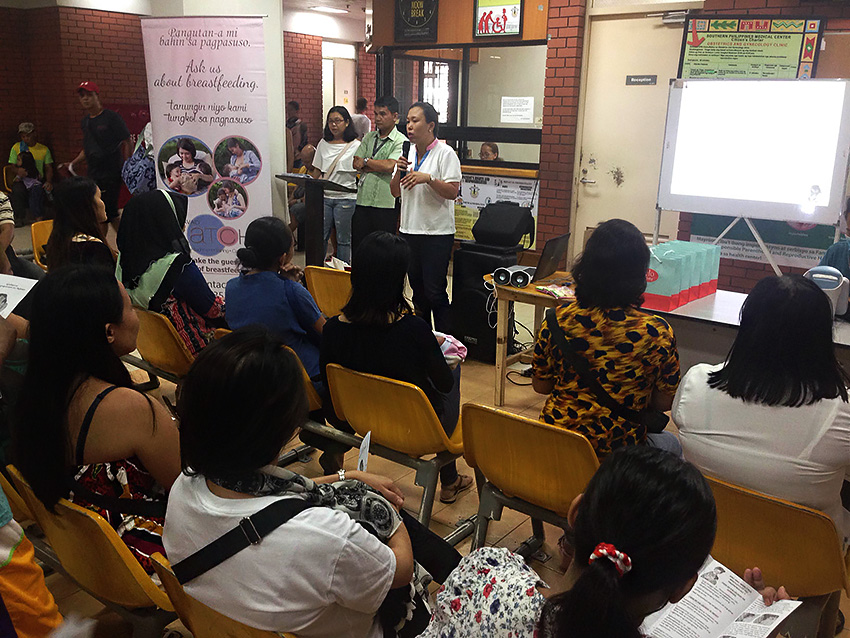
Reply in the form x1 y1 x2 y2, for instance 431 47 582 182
163 473 395 638
399 140 462 236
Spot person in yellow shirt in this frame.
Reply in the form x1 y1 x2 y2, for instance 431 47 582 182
7 123 53 226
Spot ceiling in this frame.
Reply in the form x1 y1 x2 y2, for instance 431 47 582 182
285 0 370 15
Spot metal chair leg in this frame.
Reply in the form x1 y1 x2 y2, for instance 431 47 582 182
471 483 502 551
415 462 440 527
516 518 548 562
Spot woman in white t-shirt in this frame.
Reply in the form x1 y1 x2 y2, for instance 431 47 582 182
164 327 461 638
390 102 462 333
312 106 359 264
673 274 850 542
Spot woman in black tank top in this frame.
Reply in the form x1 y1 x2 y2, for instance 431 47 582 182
12 265 180 574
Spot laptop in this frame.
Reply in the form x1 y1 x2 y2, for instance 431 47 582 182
528 233 571 283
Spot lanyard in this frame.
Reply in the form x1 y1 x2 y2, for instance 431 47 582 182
414 149 431 172
372 136 390 158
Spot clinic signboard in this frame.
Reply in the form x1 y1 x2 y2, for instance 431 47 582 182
475 0 523 38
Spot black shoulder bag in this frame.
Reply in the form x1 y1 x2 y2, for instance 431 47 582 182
544 308 669 434
171 497 315 584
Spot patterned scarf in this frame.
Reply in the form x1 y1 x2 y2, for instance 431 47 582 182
211 465 429 636
209 464 402 541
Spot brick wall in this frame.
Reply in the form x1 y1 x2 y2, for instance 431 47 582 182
0 8 34 154
537 0 585 246
675 4 846 292
357 44 377 125
0 6 148 166
284 31 323 149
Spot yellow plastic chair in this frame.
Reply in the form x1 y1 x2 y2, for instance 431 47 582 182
0 470 34 526
321 363 463 526
304 266 351 318
708 475 850 597
461 403 599 552
30 219 52 271
151 554 295 638
2 165 17 193
129 308 195 383
708 476 850 638
8 465 176 638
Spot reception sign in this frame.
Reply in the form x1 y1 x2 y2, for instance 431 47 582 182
141 16 270 292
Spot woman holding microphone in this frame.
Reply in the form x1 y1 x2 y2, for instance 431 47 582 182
391 102 461 332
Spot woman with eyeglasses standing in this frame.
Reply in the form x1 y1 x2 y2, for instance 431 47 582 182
311 106 359 264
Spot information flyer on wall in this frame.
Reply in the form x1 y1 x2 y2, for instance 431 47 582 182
141 17 270 291
455 174 539 249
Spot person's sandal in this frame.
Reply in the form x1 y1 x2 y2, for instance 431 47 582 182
439 474 474 504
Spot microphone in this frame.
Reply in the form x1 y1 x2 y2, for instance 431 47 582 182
400 141 411 178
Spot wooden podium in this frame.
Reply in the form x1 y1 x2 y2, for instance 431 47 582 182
276 173 357 267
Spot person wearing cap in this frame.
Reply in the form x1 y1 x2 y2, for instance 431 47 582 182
7 122 53 225
62 82 131 229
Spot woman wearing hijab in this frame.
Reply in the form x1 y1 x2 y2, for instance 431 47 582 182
116 189 227 355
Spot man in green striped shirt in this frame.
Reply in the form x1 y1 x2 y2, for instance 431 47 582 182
352 96 408 253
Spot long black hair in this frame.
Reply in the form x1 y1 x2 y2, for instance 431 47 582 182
572 219 650 309
538 446 716 638
708 274 849 406
323 106 357 143
178 327 308 481
342 231 412 327
13 266 136 509
237 216 293 271
47 176 105 269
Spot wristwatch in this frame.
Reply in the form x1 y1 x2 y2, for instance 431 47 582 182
338 469 346 482
363 157 369 167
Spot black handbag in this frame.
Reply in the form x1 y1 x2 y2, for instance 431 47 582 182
544 308 670 434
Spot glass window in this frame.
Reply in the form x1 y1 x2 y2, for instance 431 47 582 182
422 60 451 123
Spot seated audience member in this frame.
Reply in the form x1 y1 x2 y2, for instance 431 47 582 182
225 216 324 380
423 447 786 638
674 274 850 542
13 151 45 223
164 327 461 638
0 486 64 638
117 189 226 355
7 122 54 226
478 142 500 161
12 266 180 574
288 144 316 235
0 192 44 282
532 219 681 458
45 177 114 270
320 232 473 501
819 198 850 281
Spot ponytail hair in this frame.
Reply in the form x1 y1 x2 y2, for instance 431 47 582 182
237 216 292 271
538 446 716 637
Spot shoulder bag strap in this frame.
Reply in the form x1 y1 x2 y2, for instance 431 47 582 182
324 140 358 183
171 497 316 584
544 308 643 424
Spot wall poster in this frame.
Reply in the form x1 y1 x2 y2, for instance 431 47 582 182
395 0 439 42
679 17 824 79
677 16 834 269
141 17 271 292
475 0 523 38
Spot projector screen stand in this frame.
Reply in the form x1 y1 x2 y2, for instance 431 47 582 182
653 209 782 277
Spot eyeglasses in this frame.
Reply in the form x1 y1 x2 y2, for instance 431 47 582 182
328 118 346 125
